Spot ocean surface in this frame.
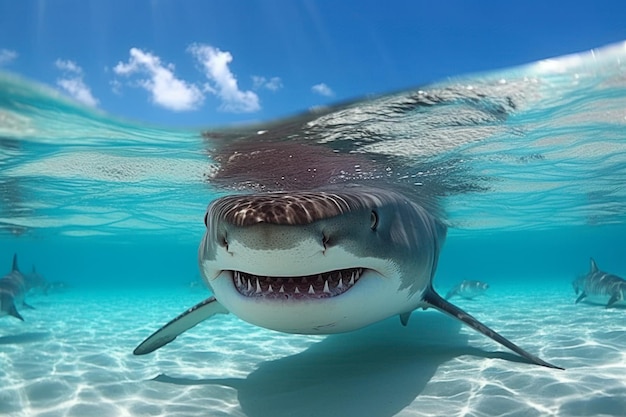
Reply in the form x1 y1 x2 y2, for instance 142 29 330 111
1 42 626 417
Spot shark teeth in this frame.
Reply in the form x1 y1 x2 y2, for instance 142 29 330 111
232 268 364 299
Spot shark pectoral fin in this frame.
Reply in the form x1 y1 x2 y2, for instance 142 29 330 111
1 293 23 321
606 293 621 308
399 312 412 326
422 288 564 370
133 296 229 356
9 304 24 321
575 293 587 304
22 302 35 310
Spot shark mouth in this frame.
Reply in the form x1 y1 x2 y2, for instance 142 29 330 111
232 268 364 300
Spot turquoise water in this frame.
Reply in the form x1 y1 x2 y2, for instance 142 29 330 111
1 43 626 416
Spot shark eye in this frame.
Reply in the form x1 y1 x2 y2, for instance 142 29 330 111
370 210 379 231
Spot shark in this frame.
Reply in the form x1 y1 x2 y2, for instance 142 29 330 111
134 82 564 369
0 254 35 321
134 185 562 370
573 258 626 307
445 280 490 300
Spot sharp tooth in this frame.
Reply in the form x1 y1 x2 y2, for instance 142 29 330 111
323 280 331 293
236 272 242 287
279 285 285 293
308 284 315 294
295 287 301 294
247 279 253 292
337 278 344 288
268 284 274 293
349 273 355 285
256 279 262 293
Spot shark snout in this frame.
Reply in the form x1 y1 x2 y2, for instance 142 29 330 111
222 223 324 252
213 223 332 277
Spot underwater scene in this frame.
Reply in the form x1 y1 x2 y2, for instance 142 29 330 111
1 42 626 417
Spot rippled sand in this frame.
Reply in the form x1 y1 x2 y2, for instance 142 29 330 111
1 285 625 417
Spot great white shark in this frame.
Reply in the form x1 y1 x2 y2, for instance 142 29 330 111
134 184 562 369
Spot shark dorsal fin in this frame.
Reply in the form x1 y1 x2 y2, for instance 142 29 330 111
11 253 19 272
589 258 599 274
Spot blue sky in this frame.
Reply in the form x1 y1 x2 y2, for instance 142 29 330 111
1 0 626 128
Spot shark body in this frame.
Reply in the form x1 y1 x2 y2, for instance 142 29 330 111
573 258 626 307
134 185 561 369
445 280 490 300
0 254 39 320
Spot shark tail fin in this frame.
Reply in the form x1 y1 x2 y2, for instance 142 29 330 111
11 253 19 272
423 287 563 370
589 258 599 274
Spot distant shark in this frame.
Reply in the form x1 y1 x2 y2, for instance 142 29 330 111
0 254 37 320
573 258 626 307
445 280 490 300
134 185 562 369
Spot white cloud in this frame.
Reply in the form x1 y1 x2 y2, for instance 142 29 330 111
312 83 334 97
252 75 283 91
188 43 260 113
55 59 99 107
113 48 204 112
55 59 82 73
0 49 17 66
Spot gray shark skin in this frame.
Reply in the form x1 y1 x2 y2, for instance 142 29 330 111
0 254 37 321
573 258 626 307
445 280 490 300
134 185 562 370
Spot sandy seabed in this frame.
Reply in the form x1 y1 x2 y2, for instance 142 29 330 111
1 284 625 417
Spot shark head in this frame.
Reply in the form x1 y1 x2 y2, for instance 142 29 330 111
198 185 446 334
